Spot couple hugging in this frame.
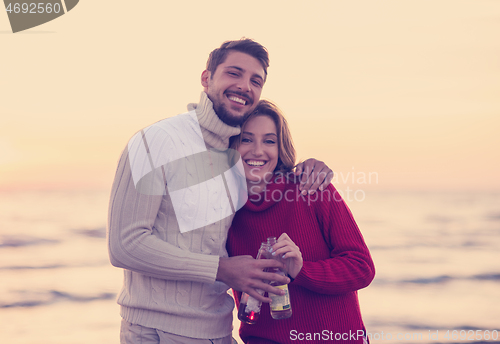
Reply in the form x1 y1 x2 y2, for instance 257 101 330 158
107 38 375 344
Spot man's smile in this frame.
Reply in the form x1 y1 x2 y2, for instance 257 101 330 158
225 92 252 106
228 95 246 105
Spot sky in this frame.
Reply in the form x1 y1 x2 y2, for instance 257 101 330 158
1 0 499 192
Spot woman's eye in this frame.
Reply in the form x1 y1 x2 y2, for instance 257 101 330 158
265 140 276 144
241 138 251 143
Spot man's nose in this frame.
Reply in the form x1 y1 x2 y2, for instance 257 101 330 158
237 77 252 92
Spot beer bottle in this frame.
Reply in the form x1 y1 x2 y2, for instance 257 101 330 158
265 236 292 320
237 242 268 324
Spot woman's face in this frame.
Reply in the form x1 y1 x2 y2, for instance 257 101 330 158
237 115 279 193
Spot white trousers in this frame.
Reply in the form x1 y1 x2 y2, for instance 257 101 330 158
120 320 233 344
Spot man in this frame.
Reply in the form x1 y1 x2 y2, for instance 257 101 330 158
107 39 332 344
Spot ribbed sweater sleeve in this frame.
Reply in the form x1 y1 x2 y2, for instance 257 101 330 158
292 184 375 294
107 145 219 283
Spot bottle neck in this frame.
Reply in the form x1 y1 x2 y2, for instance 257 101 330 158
267 237 277 246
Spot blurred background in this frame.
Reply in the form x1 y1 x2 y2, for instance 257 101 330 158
1 1 499 343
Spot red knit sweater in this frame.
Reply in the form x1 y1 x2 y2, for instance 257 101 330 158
227 177 375 344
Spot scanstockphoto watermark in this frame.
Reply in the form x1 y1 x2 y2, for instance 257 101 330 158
248 168 379 203
289 329 500 342
290 329 367 341
365 329 499 341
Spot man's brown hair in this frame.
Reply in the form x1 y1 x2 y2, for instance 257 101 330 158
206 38 270 80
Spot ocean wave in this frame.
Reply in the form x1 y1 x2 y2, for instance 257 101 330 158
403 275 453 284
0 226 106 249
368 319 490 332
73 227 106 239
472 273 500 281
369 244 482 251
369 243 448 250
0 235 59 248
0 290 116 308
0 261 110 270
0 264 65 270
369 239 499 251
484 211 500 221
373 272 500 285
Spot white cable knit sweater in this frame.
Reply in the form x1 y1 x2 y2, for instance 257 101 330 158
107 92 242 339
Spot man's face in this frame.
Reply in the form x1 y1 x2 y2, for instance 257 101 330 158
202 51 266 126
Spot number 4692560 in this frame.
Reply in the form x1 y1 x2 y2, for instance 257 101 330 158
5 3 62 14
444 330 498 341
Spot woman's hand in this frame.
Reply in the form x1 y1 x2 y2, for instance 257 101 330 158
271 233 303 279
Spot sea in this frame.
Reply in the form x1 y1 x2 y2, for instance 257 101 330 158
0 189 499 344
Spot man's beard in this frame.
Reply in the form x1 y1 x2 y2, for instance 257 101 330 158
213 101 252 127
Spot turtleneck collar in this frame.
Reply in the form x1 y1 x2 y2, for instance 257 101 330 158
244 176 292 212
187 92 241 150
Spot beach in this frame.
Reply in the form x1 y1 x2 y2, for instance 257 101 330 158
0 189 499 343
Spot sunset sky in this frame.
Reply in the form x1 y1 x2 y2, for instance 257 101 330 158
1 0 499 192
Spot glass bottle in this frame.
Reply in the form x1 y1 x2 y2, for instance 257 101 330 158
265 236 293 320
237 242 268 324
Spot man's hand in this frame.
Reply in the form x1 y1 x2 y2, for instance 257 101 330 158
217 256 290 302
294 158 333 195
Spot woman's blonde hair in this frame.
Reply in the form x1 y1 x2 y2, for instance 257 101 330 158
231 99 296 173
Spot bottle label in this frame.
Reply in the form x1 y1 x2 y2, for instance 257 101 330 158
269 284 291 311
245 289 264 313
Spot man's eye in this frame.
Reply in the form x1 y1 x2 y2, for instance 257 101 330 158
228 72 238 76
252 80 262 87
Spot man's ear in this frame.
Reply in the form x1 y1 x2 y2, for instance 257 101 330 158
201 70 211 89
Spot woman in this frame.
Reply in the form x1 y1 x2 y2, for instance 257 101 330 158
227 100 375 344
